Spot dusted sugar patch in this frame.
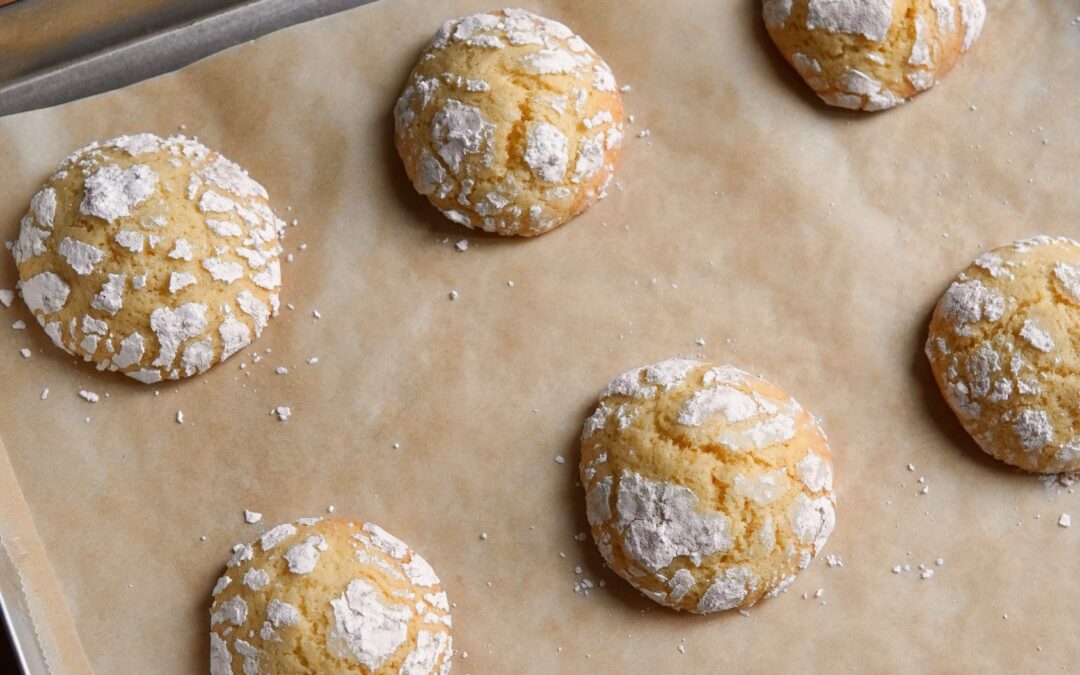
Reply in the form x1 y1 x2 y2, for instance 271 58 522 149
580 358 837 613
394 8 624 236
208 517 453 674
12 133 286 383
763 0 986 111
926 236 1080 473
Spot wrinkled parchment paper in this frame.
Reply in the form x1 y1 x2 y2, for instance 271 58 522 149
1 0 1079 672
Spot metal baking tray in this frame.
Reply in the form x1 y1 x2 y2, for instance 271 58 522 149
0 0 374 117
0 2 375 670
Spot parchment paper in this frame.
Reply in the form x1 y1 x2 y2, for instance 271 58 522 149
1 0 1079 672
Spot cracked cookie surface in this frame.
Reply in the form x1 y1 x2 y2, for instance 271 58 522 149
927 236 1080 473
763 0 985 111
13 133 285 383
579 358 837 613
209 517 452 675
394 8 623 236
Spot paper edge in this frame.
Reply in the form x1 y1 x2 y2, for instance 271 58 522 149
0 434 93 675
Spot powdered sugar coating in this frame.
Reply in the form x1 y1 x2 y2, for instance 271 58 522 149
765 0 987 111
210 518 452 674
582 359 836 612
806 0 893 41
12 133 285 383
395 8 624 236
927 237 1080 472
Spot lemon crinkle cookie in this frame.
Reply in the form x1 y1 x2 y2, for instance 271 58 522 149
394 8 624 236
13 133 285 383
580 358 837 612
209 517 452 675
926 236 1080 473
763 0 986 111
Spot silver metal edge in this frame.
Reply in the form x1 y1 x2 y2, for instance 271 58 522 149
0 0 377 117
0 539 48 675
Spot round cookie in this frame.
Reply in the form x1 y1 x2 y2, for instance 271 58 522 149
394 8 624 236
763 0 986 111
579 358 837 613
925 236 1080 473
209 517 452 675
13 133 285 383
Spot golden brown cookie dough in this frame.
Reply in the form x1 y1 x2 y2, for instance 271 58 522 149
209 517 452 674
927 236 1080 473
763 0 986 111
580 359 837 613
13 133 285 383
394 8 624 236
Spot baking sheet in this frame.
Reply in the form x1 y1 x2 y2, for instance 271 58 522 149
1 0 1079 672
0 0 377 117
0 0 248 84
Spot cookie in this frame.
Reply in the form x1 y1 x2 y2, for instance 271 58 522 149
209 517 452 675
13 133 285 383
579 359 837 613
926 236 1080 473
394 8 624 236
763 0 986 111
